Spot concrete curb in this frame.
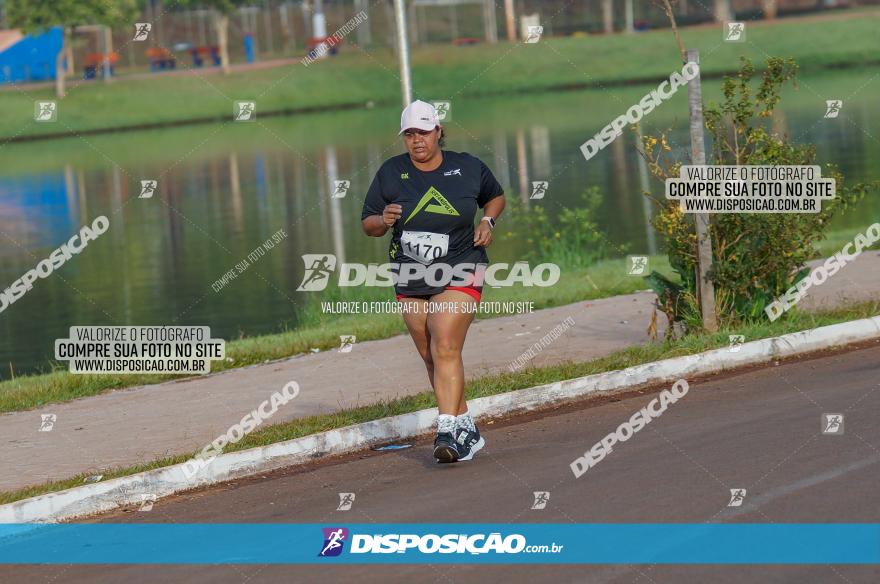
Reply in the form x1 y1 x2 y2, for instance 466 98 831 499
2 316 878 524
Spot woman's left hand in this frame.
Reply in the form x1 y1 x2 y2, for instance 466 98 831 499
473 221 493 247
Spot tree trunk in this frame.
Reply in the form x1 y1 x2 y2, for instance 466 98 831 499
55 29 68 99
214 11 230 74
503 0 516 41
601 0 613 33
355 0 370 49
713 0 733 22
762 0 778 19
156 0 166 46
625 0 634 32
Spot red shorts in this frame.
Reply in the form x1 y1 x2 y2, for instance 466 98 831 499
396 286 482 303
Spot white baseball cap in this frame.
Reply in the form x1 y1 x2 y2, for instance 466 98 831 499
399 100 440 135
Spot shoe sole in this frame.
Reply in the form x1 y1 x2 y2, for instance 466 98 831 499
458 436 485 462
433 444 460 463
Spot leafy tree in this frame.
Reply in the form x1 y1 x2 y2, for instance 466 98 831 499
6 0 137 97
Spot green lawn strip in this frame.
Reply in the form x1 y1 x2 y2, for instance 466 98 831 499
814 227 880 257
1 8 878 139
1 299 876 506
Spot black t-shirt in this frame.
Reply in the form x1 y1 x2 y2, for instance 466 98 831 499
361 150 504 296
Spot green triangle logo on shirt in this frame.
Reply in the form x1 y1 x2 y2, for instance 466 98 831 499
404 186 460 224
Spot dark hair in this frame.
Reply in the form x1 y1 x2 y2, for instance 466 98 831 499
438 126 446 148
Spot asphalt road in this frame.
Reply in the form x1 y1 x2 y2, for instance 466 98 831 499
5 341 880 583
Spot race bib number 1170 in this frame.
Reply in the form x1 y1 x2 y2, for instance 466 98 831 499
400 231 449 265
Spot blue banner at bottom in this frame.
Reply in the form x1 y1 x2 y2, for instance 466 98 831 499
1 524 879 564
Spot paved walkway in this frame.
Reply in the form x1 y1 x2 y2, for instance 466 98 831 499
2 253 878 493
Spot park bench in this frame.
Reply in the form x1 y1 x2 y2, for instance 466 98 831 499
305 36 341 60
452 37 481 46
189 46 220 67
83 52 118 79
146 47 176 71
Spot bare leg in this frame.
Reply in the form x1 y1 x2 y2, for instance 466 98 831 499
399 297 434 388
426 290 476 415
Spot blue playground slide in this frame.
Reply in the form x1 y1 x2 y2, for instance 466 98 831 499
0 26 63 84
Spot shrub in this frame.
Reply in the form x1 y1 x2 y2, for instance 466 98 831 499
642 57 877 332
500 187 613 269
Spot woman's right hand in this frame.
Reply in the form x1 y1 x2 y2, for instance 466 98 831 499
382 204 402 228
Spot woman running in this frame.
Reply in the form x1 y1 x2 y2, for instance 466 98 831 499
361 100 506 463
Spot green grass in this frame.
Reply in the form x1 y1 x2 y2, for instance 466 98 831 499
1 8 878 140
2 299 876 506
814 226 880 257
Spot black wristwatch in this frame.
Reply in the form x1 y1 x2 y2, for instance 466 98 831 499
481 216 496 230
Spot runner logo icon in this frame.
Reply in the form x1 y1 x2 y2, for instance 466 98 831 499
531 492 550 510
297 254 337 291
133 23 152 41
319 527 349 557
628 255 648 275
525 26 543 43
139 180 157 199
724 22 745 42
728 488 747 507
822 413 844 434
824 100 842 119
138 493 157 512
728 334 745 353
337 492 356 510
530 181 548 200
35 101 57 122
338 336 356 353
432 101 451 121
332 180 350 199
39 414 57 432
234 101 256 121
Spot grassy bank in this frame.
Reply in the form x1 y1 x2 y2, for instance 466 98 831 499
2 299 877 506
1 8 878 140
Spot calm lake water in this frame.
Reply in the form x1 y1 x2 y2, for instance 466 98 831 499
1 69 878 377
